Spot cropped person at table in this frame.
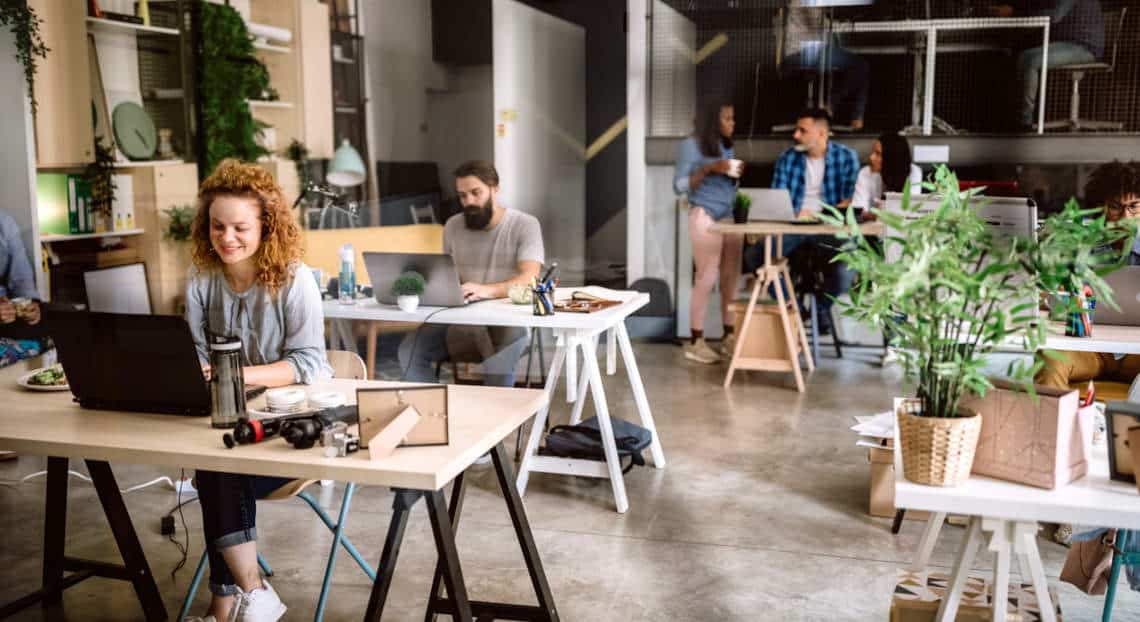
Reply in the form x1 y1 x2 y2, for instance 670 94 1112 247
746 108 859 334
990 0 1104 130
398 160 543 387
673 98 744 364
1035 160 1140 393
184 159 332 622
0 208 41 332
850 133 922 214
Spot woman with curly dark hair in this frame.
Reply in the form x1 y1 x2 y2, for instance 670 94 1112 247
184 159 330 622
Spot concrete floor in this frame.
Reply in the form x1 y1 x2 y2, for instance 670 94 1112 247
1 343 1138 621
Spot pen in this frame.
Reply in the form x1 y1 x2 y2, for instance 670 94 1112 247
539 262 558 285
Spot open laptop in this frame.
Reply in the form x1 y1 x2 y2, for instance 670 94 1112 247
741 188 819 223
1095 266 1140 327
362 252 466 306
47 309 212 416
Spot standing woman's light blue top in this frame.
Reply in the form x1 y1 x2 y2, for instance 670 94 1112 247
185 261 332 384
673 136 736 221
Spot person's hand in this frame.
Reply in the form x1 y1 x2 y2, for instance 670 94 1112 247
0 298 14 324
707 160 733 176
988 5 1014 17
460 282 496 302
20 301 40 325
797 208 819 221
201 365 212 382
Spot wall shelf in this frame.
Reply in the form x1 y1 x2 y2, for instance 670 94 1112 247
41 229 144 243
254 42 291 54
86 17 180 36
247 99 295 109
112 159 186 168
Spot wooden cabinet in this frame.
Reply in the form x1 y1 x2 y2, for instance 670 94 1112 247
250 0 333 159
30 0 95 167
128 162 199 314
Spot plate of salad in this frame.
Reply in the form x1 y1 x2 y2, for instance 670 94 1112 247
17 364 70 392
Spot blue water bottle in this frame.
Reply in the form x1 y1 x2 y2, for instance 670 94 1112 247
339 243 355 304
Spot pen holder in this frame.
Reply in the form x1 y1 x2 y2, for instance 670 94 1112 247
1064 295 1095 338
532 280 555 316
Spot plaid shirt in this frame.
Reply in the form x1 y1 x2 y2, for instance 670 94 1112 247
771 142 860 215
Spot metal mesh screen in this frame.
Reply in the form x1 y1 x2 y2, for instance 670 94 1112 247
648 1 1140 136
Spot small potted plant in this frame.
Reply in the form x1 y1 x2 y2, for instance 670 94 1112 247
1031 198 1134 337
732 191 752 224
392 271 426 312
823 166 1050 487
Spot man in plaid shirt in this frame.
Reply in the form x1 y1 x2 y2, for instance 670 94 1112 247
772 108 860 217
747 108 860 334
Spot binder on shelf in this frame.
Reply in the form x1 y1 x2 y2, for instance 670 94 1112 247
67 175 79 234
35 173 70 236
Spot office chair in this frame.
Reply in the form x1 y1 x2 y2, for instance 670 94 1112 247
409 204 437 224
178 350 375 622
1044 8 1127 132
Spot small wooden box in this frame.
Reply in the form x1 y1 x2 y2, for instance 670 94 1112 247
727 301 795 360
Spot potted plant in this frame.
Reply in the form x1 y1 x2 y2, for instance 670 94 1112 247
392 271 426 312
822 166 1050 487
1031 198 1134 337
732 191 751 224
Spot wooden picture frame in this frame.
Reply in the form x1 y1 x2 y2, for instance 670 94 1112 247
1105 400 1140 483
357 385 449 448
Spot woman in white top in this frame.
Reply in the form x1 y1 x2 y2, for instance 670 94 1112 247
851 133 923 213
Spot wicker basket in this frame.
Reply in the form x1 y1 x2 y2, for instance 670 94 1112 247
897 398 982 487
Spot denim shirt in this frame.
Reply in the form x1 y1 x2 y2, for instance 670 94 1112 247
0 210 37 299
673 136 736 221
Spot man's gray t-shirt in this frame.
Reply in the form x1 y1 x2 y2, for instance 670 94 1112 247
443 208 544 284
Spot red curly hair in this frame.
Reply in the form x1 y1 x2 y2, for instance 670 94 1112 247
191 159 303 293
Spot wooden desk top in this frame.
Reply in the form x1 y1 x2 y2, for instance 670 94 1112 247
710 221 885 237
0 368 546 491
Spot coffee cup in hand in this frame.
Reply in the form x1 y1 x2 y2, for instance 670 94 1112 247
726 159 744 179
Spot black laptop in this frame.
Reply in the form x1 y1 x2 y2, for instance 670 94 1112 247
48 310 212 416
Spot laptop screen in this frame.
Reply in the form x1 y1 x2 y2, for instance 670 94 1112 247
48 310 212 416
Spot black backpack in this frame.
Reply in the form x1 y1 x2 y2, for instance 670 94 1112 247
540 416 653 474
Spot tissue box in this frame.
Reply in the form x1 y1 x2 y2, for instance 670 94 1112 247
890 568 1062 622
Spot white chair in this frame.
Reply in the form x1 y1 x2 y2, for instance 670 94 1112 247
1044 8 1127 132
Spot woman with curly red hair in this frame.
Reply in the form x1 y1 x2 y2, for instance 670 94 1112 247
184 159 330 622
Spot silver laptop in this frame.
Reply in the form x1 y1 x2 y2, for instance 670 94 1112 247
742 188 798 222
362 252 466 307
1095 266 1140 327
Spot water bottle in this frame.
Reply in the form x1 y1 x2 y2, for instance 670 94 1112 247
209 336 246 429
339 243 355 304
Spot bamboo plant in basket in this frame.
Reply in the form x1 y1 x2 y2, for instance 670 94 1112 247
822 166 1053 487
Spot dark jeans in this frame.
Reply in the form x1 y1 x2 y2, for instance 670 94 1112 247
743 234 855 323
398 325 528 387
196 470 292 596
784 43 870 122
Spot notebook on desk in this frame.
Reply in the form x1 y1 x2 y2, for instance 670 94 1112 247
46 309 212 416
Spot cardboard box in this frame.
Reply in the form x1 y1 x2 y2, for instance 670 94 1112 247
868 441 927 521
890 568 1063 622
962 380 1084 489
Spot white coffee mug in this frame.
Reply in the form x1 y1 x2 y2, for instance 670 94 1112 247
726 159 744 179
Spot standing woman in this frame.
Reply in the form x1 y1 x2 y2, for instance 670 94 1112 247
674 99 744 364
184 159 332 622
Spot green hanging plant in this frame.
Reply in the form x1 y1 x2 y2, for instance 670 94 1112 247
83 138 116 217
163 205 195 242
0 2 50 115
200 1 271 173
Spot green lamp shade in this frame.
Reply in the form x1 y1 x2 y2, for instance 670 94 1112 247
327 139 365 187
112 102 157 160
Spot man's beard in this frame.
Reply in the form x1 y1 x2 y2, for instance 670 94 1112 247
463 198 494 230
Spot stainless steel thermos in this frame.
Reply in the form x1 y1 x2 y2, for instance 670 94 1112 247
209 336 246 429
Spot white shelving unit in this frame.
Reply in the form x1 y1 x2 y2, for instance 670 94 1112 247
86 17 179 36
40 229 145 243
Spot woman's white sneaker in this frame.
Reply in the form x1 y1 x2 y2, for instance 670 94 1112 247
233 580 286 622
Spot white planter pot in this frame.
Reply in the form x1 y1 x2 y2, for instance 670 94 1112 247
397 295 420 312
